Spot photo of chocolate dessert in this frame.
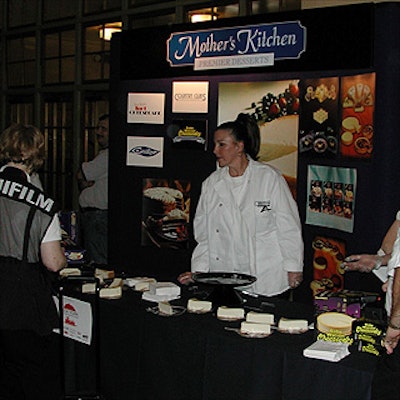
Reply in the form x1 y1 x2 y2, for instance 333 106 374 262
141 178 190 249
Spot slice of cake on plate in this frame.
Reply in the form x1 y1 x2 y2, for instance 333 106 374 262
217 306 245 320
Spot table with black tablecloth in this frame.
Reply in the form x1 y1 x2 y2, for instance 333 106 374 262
69 286 376 400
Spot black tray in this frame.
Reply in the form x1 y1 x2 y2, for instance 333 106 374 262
192 272 257 307
193 272 256 287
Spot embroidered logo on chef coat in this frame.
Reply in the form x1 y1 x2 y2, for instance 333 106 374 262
255 200 271 213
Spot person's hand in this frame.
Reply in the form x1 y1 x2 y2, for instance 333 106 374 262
383 326 400 354
288 271 303 288
341 254 379 273
382 279 389 292
178 271 193 285
78 179 94 191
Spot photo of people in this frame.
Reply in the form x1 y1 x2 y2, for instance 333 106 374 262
306 165 356 233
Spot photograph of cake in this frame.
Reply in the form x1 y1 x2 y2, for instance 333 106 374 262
298 77 340 158
310 236 346 297
218 80 299 198
141 178 191 249
340 73 375 159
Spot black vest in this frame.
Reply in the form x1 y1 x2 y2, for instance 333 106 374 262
0 167 59 335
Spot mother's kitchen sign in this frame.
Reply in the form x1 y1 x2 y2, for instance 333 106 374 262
167 21 306 71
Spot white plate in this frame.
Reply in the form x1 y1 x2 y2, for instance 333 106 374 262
225 327 272 338
146 305 186 317
217 316 245 322
277 327 308 334
187 309 211 314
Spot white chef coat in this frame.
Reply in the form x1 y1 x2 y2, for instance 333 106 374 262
191 158 304 297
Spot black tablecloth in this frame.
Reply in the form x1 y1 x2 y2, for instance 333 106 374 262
65 286 378 400
99 288 378 400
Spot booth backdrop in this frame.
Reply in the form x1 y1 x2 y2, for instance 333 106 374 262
108 3 400 302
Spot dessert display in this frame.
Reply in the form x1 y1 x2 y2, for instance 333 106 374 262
317 312 355 336
299 129 338 155
313 256 327 270
134 278 157 292
158 301 174 316
99 286 122 299
146 303 186 317
340 130 354 146
278 318 308 333
298 78 339 157
311 237 346 295
94 268 115 284
342 116 361 133
217 306 245 321
244 82 300 124
99 278 123 299
354 136 372 155
64 249 86 265
187 298 212 313
240 321 271 337
142 186 189 246
149 282 181 297
246 311 274 325
59 267 81 277
340 74 375 159
82 282 96 294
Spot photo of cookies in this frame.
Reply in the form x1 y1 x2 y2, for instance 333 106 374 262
298 77 340 158
340 73 375 159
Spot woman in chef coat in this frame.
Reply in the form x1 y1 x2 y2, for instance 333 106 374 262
179 113 304 297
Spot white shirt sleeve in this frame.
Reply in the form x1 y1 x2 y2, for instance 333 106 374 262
42 214 62 243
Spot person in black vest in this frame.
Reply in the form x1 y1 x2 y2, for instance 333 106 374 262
0 123 66 400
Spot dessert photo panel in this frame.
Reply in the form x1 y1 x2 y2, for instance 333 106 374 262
306 165 356 233
298 77 340 158
218 80 299 198
340 73 375 159
141 178 191 249
310 236 346 297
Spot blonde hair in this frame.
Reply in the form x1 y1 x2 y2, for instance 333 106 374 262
0 123 45 173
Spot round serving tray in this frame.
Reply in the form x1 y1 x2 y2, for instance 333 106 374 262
192 272 257 307
192 272 256 287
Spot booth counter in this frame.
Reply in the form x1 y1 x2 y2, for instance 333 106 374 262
66 287 378 400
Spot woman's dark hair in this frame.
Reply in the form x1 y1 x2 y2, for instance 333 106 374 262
216 113 260 160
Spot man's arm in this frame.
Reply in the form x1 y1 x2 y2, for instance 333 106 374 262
343 218 400 273
76 168 94 191
384 268 400 354
40 240 67 272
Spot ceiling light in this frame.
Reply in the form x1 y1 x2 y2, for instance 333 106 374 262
99 23 122 41
190 13 217 23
